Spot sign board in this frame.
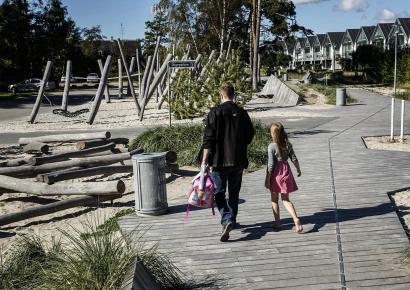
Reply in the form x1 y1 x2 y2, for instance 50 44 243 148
168 60 197 68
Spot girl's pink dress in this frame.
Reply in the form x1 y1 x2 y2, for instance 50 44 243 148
270 160 298 193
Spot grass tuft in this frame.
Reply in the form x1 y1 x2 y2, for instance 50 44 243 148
130 121 271 172
402 245 410 265
301 84 358 105
0 215 186 290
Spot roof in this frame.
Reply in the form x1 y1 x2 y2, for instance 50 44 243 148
397 18 410 37
361 26 376 40
296 37 306 48
346 29 360 42
306 35 317 47
317 34 327 46
285 38 295 52
378 23 394 38
327 32 345 49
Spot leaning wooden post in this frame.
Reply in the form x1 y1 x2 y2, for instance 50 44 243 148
144 36 161 100
198 50 215 80
140 56 152 102
140 54 172 121
136 45 142 97
117 39 141 115
87 55 112 125
118 58 123 99
98 59 111 103
61 60 71 111
127 56 136 96
29 61 53 123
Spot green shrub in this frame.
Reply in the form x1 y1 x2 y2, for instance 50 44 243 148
169 50 253 120
0 217 185 290
402 245 410 265
302 84 358 105
130 121 271 172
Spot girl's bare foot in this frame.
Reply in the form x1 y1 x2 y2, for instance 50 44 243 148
295 218 303 234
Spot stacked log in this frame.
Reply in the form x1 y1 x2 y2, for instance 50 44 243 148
0 131 179 227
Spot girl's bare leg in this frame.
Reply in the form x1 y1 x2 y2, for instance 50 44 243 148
281 193 303 233
270 191 281 227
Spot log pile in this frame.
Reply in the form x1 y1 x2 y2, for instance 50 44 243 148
0 131 178 227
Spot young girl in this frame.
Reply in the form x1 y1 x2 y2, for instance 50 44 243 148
266 122 303 233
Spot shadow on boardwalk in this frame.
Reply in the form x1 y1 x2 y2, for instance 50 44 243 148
214 202 409 242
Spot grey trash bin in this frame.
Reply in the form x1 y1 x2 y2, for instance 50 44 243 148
132 153 168 216
336 88 347 106
283 73 288 82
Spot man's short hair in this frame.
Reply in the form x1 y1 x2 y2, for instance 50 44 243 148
220 84 235 99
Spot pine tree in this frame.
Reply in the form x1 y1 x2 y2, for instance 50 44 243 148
144 5 170 56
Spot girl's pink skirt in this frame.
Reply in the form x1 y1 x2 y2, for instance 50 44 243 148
270 160 298 194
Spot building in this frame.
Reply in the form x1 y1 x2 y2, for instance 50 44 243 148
324 32 344 71
341 29 360 59
371 23 394 50
281 18 409 71
356 26 376 47
388 18 410 49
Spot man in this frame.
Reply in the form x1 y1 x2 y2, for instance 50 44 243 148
201 84 255 242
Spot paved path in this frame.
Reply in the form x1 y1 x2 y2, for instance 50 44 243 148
104 90 410 288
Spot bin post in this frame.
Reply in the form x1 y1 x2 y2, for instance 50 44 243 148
132 153 168 216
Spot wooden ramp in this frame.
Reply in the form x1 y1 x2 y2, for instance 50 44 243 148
119 89 410 289
257 75 301 106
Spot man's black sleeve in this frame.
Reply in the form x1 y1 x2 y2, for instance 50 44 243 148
243 111 255 145
202 109 216 149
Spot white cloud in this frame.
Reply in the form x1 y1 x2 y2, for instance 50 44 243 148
335 0 369 12
376 8 397 23
292 0 328 4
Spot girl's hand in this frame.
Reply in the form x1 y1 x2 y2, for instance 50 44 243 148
297 170 301 177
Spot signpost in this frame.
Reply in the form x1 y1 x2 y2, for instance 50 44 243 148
167 60 198 127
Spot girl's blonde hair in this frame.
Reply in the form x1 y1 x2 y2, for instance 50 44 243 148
270 122 289 159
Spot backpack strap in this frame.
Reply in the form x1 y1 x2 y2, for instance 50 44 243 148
185 204 191 222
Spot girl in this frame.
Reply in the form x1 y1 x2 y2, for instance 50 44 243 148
266 122 303 233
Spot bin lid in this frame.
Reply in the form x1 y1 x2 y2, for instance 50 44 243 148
132 152 165 161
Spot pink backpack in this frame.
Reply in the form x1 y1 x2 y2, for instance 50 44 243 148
185 166 216 221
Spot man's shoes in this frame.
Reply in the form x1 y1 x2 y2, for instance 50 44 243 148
232 220 239 229
220 221 234 242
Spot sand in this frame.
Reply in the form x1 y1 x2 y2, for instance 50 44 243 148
0 95 334 133
363 135 410 152
390 190 410 234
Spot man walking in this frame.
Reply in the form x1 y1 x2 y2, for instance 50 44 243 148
201 84 255 242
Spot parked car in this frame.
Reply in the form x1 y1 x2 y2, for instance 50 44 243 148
8 78 56 95
60 75 76 83
86 73 100 83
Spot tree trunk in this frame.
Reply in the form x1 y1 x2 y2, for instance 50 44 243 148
0 174 125 196
76 138 129 150
23 142 49 154
0 194 122 227
252 0 261 91
18 131 111 145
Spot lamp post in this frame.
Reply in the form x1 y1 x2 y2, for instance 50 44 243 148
390 28 398 142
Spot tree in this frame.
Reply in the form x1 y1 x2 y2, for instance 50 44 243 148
144 5 170 56
0 0 32 85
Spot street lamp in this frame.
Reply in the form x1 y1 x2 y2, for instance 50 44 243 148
390 27 398 142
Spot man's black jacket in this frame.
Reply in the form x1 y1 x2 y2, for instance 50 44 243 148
202 101 255 168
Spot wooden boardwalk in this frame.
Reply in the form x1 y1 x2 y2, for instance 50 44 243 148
119 89 410 289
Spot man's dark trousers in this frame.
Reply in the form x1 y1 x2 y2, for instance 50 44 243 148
211 166 244 225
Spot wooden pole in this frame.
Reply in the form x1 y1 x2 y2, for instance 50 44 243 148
61 60 71 111
22 142 49 154
0 151 135 177
140 56 152 102
18 131 111 145
136 45 142 97
87 55 112 125
0 194 122 227
144 36 161 101
98 59 111 103
29 61 53 123
139 54 173 121
76 138 129 150
118 58 123 99
39 165 133 184
199 50 215 79
117 39 141 114
27 142 116 166
0 174 125 196
127 56 136 96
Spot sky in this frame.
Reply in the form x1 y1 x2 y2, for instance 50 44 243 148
53 1 410 38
